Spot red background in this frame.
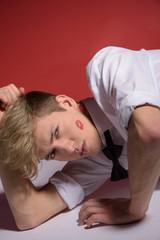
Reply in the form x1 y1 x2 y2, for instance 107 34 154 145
0 0 160 102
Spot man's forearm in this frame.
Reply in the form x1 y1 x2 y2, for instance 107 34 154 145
0 160 67 230
0 160 38 228
127 105 160 218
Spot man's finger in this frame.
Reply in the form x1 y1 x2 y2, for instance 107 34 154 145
19 87 25 94
86 213 111 228
78 203 108 226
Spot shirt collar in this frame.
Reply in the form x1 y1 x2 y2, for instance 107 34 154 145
81 98 113 145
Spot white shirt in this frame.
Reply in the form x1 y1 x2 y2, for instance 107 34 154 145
50 98 128 209
86 46 160 140
50 46 160 209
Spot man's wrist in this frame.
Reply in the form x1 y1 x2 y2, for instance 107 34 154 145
128 198 148 220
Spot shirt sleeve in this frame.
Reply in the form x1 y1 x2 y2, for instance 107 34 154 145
49 171 85 209
49 152 113 209
86 47 160 133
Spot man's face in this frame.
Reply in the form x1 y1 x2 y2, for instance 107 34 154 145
34 96 102 161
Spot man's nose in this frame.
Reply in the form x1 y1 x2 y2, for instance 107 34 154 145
55 139 76 154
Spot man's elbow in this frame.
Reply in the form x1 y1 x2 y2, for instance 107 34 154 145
16 217 42 231
128 106 160 146
129 114 160 148
138 124 160 147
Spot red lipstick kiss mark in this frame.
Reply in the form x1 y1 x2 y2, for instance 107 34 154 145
75 120 83 130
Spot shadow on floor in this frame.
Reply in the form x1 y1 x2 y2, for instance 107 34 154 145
0 193 19 231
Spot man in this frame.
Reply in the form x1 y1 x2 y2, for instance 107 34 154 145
0 46 160 230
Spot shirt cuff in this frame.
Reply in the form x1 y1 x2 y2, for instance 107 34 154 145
49 171 85 209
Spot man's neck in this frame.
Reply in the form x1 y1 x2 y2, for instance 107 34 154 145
78 102 94 124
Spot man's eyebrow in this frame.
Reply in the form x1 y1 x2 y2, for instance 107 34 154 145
45 126 54 160
50 131 54 144
50 126 54 144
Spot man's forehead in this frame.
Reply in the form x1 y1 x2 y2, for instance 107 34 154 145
34 118 53 143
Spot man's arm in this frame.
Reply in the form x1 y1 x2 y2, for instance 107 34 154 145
78 104 160 227
0 161 67 230
0 84 67 230
127 104 160 218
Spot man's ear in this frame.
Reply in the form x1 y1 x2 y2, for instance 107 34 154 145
55 95 77 109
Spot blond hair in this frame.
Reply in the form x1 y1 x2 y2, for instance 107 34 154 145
0 91 65 179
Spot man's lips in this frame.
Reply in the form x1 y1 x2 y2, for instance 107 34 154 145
79 141 88 156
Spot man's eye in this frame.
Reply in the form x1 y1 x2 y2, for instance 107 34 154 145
55 127 59 137
50 149 55 159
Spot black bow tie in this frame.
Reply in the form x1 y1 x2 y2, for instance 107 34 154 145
102 130 128 181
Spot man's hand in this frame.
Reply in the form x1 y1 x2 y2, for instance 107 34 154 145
78 198 143 228
0 84 25 122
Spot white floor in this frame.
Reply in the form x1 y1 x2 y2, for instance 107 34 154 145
0 160 160 240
